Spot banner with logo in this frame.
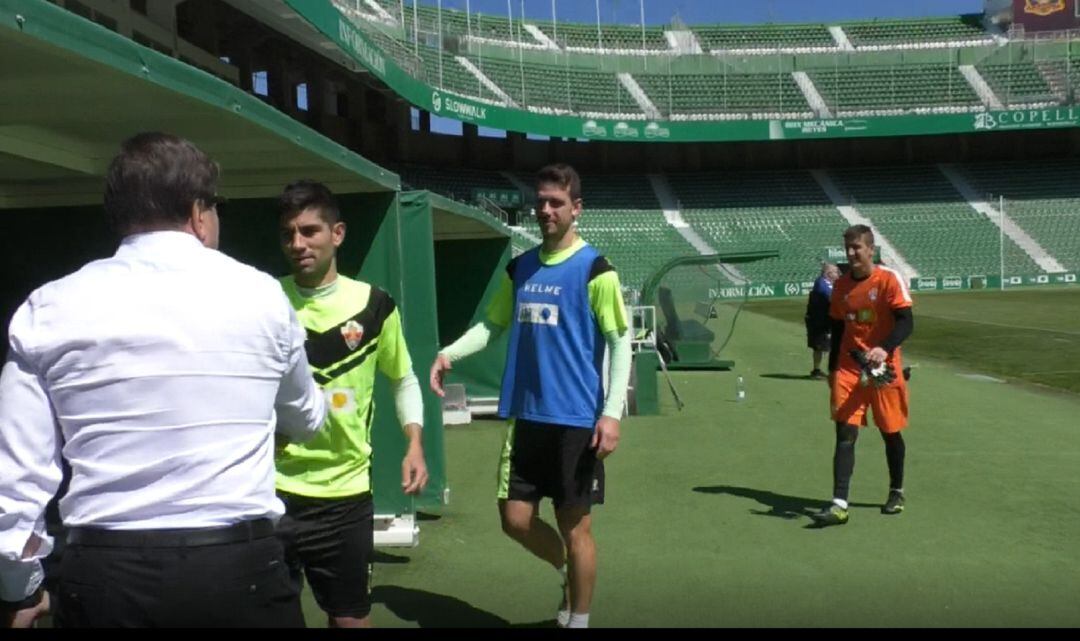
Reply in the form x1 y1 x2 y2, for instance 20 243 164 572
697 273 1079 299
704 281 815 300
912 273 1078 291
822 246 882 264
942 276 965 290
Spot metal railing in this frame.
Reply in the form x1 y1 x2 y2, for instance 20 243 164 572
476 196 511 227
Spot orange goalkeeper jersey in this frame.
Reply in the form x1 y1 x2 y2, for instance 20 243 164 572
829 266 913 374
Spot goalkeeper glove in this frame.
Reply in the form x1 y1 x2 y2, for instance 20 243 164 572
849 349 897 388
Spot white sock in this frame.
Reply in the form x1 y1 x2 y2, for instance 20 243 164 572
567 613 590 628
832 498 849 510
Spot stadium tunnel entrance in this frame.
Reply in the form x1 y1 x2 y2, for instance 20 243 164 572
423 192 512 409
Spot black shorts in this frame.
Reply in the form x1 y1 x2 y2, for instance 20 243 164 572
276 492 374 619
805 319 831 350
807 331 831 351
498 418 605 510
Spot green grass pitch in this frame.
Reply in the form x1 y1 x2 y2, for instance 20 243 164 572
297 288 1080 627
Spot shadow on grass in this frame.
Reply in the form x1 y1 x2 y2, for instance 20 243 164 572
373 550 410 564
693 485 878 528
759 373 821 381
373 585 555 628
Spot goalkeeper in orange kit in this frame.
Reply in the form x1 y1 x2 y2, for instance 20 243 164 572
810 225 914 527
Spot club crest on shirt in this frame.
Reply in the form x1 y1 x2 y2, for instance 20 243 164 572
869 289 878 302
341 320 364 351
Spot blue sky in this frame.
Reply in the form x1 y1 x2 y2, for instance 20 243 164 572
413 0 986 26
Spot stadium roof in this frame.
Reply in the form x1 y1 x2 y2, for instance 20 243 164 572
0 0 398 209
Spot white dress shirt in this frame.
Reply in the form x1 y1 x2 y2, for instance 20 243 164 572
0 231 327 602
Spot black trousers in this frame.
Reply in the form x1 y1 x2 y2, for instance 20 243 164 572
56 524 304 628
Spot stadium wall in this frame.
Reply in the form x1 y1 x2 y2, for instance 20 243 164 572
395 126 1080 173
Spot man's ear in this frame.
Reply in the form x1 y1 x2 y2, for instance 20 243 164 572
188 200 217 246
332 221 346 248
188 201 205 239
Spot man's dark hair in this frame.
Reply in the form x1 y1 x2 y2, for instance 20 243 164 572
843 224 875 246
536 164 582 202
103 132 220 236
278 180 341 225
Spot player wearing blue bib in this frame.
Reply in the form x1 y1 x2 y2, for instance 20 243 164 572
430 165 631 629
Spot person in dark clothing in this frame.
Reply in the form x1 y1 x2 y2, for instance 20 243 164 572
805 263 840 379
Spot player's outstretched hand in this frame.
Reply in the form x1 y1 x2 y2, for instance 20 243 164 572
591 416 620 460
429 353 452 398
401 443 429 495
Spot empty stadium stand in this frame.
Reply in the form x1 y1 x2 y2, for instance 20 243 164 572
957 160 1080 271
694 23 835 52
807 64 982 114
668 171 850 283
828 165 1041 276
636 72 811 118
842 15 992 48
399 161 1079 290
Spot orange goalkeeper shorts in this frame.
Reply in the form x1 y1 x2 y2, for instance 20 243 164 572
830 369 909 433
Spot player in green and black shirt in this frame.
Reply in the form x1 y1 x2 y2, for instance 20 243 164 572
273 181 428 628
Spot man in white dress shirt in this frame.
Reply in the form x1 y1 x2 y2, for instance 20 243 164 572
0 132 327 627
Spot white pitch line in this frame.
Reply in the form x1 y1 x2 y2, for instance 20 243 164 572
919 313 1080 337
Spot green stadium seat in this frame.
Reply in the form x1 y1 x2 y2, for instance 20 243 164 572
808 64 981 114
957 160 1080 271
694 24 834 51
828 166 1041 276
842 16 990 48
636 72 811 117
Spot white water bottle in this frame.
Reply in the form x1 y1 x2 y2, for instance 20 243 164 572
736 375 746 402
